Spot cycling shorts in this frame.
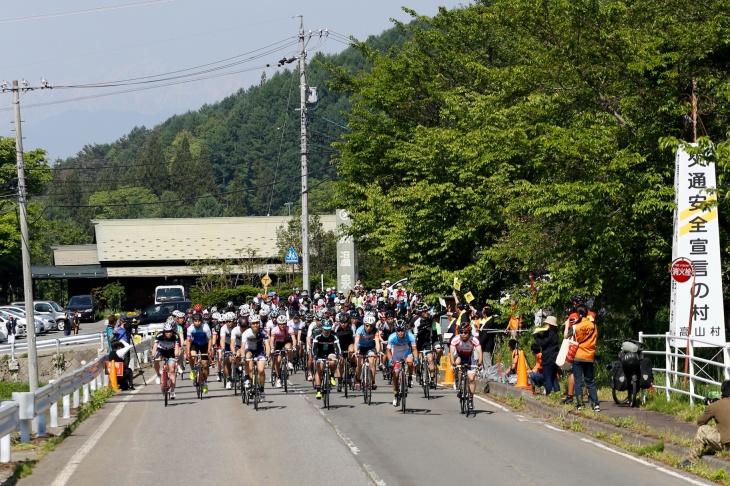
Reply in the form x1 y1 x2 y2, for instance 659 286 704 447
245 348 266 359
337 335 354 349
357 346 377 357
223 342 231 352
274 339 292 351
156 349 176 360
453 353 475 369
190 343 209 359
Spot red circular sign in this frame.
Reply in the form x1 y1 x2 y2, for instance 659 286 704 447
671 259 694 283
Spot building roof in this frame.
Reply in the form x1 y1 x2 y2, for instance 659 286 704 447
31 265 107 279
51 245 99 266
92 215 336 263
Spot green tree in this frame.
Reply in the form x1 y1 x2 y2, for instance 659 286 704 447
134 129 168 196
275 215 337 283
88 187 160 219
193 194 223 218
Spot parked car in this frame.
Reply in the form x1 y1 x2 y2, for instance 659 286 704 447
0 308 44 336
133 300 192 327
11 301 67 331
66 295 100 322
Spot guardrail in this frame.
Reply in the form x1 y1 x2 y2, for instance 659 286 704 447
639 332 730 406
0 335 153 463
0 333 105 356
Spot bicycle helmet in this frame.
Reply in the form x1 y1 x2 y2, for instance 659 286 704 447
172 310 184 318
227 300 234 308
305 313 314 322
337 312 348 323
571 293 584 304
165 316 175 324
259 304 270 316
276 314 287 325
193 303 203 312
385 310 395 318
416 302 429 313
163 322 174 332
394 320 407 332
460 324 473 334
249 314 261 324
363 314 376 325
228 312 238 321
192 313 202 321
270 307 279 318
210 306 218 313
301 290 309 297
349 311 359 320
321 318 333 330
239 303 249 314
212 312 221 321
315 309 325 320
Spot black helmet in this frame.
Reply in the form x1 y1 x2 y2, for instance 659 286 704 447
349 311 359 320
338 312 348 323
192 312 203 321
571 293 584 304
385 310 395 318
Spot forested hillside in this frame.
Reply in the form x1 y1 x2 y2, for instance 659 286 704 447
42 25 412 236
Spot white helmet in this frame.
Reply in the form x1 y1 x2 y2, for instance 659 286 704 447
210 306 218 313
163 322 174 331
270 307 279 318
363 314 376 325
172 310 184 318
259 304 270 316
239 304 250 314
276 314 287 325
249 314 261 323
212 312 221 321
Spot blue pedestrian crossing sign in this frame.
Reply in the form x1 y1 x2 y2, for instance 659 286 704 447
285 247 299 264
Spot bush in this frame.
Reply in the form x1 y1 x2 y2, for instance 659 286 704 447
0 381 30 400
190 282 297 308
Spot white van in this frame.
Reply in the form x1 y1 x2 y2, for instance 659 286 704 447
154 285 185 305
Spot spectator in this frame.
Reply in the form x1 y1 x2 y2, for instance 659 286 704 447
508 339 519 375
108 339 134 390
477 304 497 367
106 314 118 352
527 343 544 391
534 315 560 395
506 299 522 339
569 305 599 411
5 315 17 344
678 380 730 468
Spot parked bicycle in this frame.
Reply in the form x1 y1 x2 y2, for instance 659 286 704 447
606 338 652 408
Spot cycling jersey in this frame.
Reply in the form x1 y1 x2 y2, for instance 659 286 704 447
335 323 356 349
155 333 180 358
220 324 235 346
288 319 303 342
307 324 323 349
271 325 294 343
450 335 481 358
312 333 341 360
242 328 268 356
355 325 378 350
378 321 393 342
187 323 212 346
387 331 416 362
230 326 245 350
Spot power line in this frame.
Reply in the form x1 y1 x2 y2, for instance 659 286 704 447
0 0 176 24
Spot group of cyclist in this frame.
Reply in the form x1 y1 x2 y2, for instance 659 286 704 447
150 286 483 410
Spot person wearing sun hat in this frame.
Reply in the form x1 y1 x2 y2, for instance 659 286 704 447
534 315 561 395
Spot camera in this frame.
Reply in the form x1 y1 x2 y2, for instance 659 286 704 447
704 397 719 406
704 391 721 406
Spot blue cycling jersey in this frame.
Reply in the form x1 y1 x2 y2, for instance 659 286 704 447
356 325 377 348
187 323 212 346
387 331 416 361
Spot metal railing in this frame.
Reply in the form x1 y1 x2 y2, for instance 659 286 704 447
639 332 730 406
0 333 105 357
0 335 153 463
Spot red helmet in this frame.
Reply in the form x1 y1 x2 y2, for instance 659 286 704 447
193 303 203 312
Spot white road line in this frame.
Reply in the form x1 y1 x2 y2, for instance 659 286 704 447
580 438 710 486
474 394 510 412
50 384 145 486
543 424 565 432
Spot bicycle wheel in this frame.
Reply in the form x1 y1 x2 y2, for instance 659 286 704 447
421 362 431 400
162 371 168 407
343 359 349 398
611 384 629 405
629 379 639 408
460 375 468 414
401 368 408 413
364 367 372 405
282 357 289 393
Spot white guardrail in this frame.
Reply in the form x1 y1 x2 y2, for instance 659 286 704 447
639 332 730 406
0 333 106 356
0 335 153 463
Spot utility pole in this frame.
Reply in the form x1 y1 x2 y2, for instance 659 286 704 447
12 80 39 392
691 77 698 143
298 16 310 294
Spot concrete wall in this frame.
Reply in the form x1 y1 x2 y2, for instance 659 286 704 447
0 348 101 383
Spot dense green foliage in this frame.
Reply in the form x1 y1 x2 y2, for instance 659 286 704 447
329 0 730 335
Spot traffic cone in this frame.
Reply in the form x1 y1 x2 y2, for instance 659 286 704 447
440 356 454 386
109 360 120 392
515 350 531 391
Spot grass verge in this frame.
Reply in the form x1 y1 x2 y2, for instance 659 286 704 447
5 386 115 483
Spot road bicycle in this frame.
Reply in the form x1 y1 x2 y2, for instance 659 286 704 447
419 350 433 399
360 353 376 406
456 364 472 416
392 358 409 413
319 356 338 410
280 350 290 393
157 358 175 407
244 357 266 411
192 353 207 400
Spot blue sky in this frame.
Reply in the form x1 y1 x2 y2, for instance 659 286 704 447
0 0 456 161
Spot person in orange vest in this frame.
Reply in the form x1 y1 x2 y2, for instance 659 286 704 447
567 305 599 411
562 294 596 404
506 299 522 339
527 343 544 391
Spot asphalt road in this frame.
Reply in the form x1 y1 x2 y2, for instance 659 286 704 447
25 365 712 486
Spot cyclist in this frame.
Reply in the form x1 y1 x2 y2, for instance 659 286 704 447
185 312 213 394
413 303 441 389
218 312 237 389
289 312 305 369
387 319 418 406
241 314 270 399
153 322 181 399
449 323 483 410
354 313 381 390
378 311 394 368
270 314 296 388
334 311 357 391
230 312 249 385
306 313 322 381
312 318 341 400
172 310 187 376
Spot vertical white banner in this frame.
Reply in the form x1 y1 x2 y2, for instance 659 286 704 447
336 209 358 292
670 145 726 347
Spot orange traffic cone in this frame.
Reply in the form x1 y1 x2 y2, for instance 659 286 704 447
515 350 531 391
109 360 120 392
440 356 454 386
